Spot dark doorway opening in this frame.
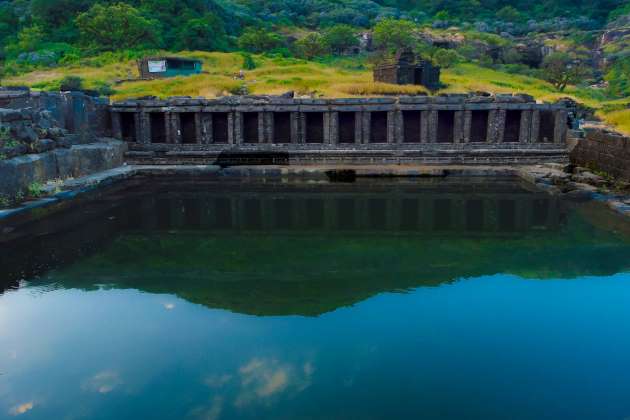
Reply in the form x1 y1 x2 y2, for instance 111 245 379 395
212 113 229 144
437 111 455 143
243 112 259 144
403 111 421 143
305 113 324 143
370 112 388 143
339 112 356 144
150 113 166 143
180 113 197 144
274 112 291 143
470 110 489 143
504 110 521 143
120 113 136 142
539 111 555 143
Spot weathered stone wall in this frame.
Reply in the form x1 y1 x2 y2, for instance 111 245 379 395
0 88 119 203
112 94 569 165
0 139 127 199
0 88 110 136
570 128 630 181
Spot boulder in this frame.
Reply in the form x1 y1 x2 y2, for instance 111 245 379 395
32 139 56 154
13 123 39 144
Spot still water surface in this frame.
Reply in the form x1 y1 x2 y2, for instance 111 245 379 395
1 178 630 420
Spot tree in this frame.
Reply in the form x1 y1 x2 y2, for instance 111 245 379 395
605 57 630 97
16 26 45 52
31 0 90 29
496 6 523 22
76 3 160 51
322 25 358 55
242 53 257 70
433 48 459 68
372 18 416 52
178 13 228 51
541 52 591 91
293 33 327 59
237 28 284 53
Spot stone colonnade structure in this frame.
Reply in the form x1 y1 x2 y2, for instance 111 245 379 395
111 94 569 165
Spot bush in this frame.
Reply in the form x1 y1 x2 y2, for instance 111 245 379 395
242 53 257 70
59 75 84 91
293 33 327 60
433 49 460 68
322 25 359 55
237 28 284 54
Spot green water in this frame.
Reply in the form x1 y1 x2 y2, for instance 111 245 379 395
1 178 630 419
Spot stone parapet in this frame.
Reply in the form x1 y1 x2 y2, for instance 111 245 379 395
570 128 630 181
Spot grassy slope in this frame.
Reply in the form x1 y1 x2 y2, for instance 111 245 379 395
5 51 629 134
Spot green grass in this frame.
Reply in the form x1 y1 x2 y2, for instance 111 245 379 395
4 51 629 134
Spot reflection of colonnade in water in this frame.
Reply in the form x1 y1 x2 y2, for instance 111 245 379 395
125 192 566 234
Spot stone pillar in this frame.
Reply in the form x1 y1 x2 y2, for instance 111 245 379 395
323 112 331 144
420 110 431 143
201 113 213 144
553 110 567 144
133 113 143 143
387 111 396 144
426 110 438 143
329 112 339 145
111 112 122 139
453 111 465 144
291 111 300 144
394 110 404 144
258 113 265 143
227 112 235 144
530 109 540 144
361 112 370 144
264 112 274 143
194 113 202 144
234 112 243 145
463 110 472 143
298 112 306 144
140 112 152 144
167 112 180 144
356 111 364 144
488 109 506 143
519 110 532 143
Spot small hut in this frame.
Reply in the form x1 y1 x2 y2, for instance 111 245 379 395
137 57 203 79
373 50 441 90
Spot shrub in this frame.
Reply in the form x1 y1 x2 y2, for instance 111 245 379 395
293 33 327 60
433 49 460 68
28 182 44 198
322 25 359 55
237 28 283 54
59 76 84 91
242 53 257 70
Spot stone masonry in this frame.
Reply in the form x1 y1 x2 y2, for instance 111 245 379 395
571 128 630 181
111 94 569 165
